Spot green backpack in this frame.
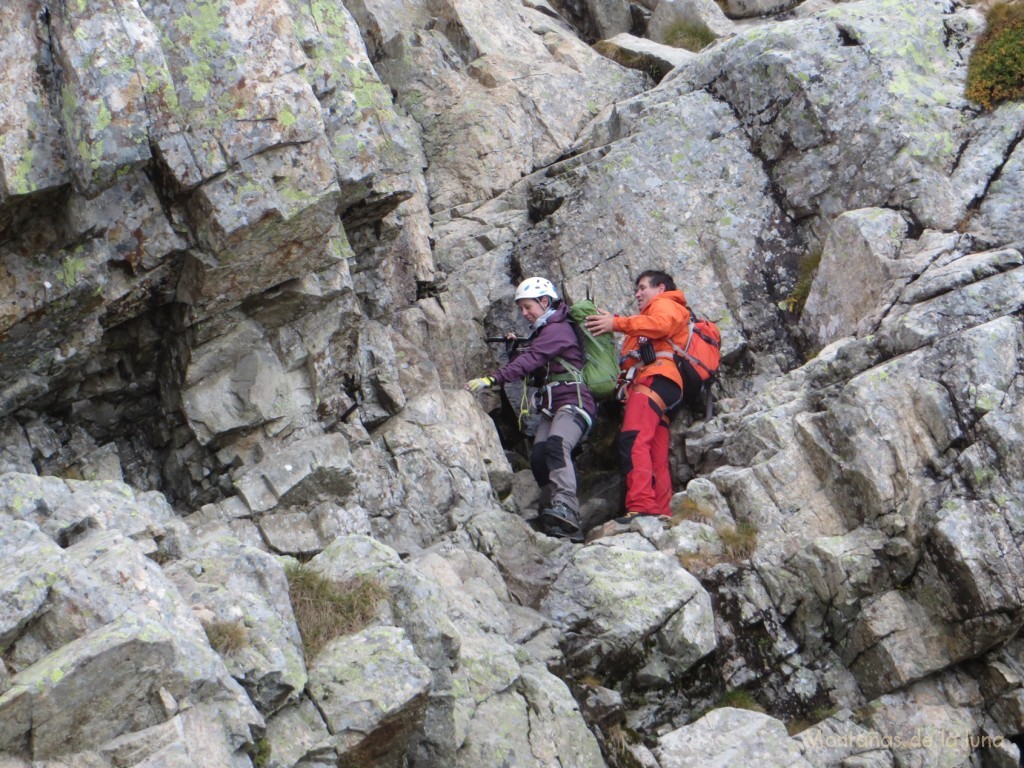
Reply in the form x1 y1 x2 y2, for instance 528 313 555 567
552 299 620 401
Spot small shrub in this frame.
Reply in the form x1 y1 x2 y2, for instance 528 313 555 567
671 495 715 524
716 520 758 560
714 689 766 713
663 19 718 52
285 563 388 659
604 724 635 759
203 619 248 656
965 1 1024 109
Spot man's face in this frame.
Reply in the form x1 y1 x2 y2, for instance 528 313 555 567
635 277 665 311
517 297 548 323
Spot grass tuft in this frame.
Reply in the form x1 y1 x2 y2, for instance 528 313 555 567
285 563 389 660
714 689 766 713
671 495 715 524
663 19 718 52
203 619 248 656
787 705 840 735
252 738 272 768
716 521 759 560
965 1 1024 109
604 724 635 759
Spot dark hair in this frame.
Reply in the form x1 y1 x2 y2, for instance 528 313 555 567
636 270 676 291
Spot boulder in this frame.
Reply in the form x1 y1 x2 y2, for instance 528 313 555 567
308 626 432 768
0 477 261 764
0 472 174 552
310 535 461 675
669 0 991 239
654 707 813 767
841 590 952 699
550 0 633 40
540 544 716 679
231 434 356 515
648 0 736 42
263 697 334 768
0 2 69 202
594 33 696 81
372 390 512 550
0 597 258 761
799 208 911 351
969 104 1024 246
725 0 801 18
163 533 307 715
349 0 648 212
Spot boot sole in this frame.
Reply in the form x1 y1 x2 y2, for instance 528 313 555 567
539 510 583 543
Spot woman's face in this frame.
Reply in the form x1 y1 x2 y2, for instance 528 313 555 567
517 297 548 324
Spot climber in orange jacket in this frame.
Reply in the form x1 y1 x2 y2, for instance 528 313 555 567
584 270 690 526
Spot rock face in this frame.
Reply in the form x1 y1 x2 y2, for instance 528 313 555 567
2 0 1024 765
0 477 262 764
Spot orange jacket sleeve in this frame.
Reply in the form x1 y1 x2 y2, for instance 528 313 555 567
612 300 689 338
614 294 690 387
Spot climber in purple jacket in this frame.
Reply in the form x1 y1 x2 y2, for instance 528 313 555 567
466 277 596 542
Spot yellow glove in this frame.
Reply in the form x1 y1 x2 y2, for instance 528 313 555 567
466 376 495 393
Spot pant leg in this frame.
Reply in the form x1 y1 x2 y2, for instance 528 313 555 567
531 416 554 509
648 375 681 517
544 407 587 513
651 419 672 516
619 386 662 515
619 375 679 516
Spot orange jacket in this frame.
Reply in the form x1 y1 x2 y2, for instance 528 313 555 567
614 290 691 388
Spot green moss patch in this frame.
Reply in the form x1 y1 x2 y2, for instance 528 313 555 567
966 2 1024 109
663 19 718 52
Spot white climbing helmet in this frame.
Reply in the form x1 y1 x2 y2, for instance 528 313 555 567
514 277 558 304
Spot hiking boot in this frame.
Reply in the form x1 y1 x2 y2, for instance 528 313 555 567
539 503 584 543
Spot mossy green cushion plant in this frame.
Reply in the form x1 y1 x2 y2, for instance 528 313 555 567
781 246 824 318
965 1 1024 109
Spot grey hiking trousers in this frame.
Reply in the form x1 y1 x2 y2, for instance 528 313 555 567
531 405 590 513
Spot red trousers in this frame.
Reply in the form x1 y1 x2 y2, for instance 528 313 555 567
618 375 680 516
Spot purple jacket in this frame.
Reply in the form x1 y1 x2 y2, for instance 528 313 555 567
492 304 597 417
